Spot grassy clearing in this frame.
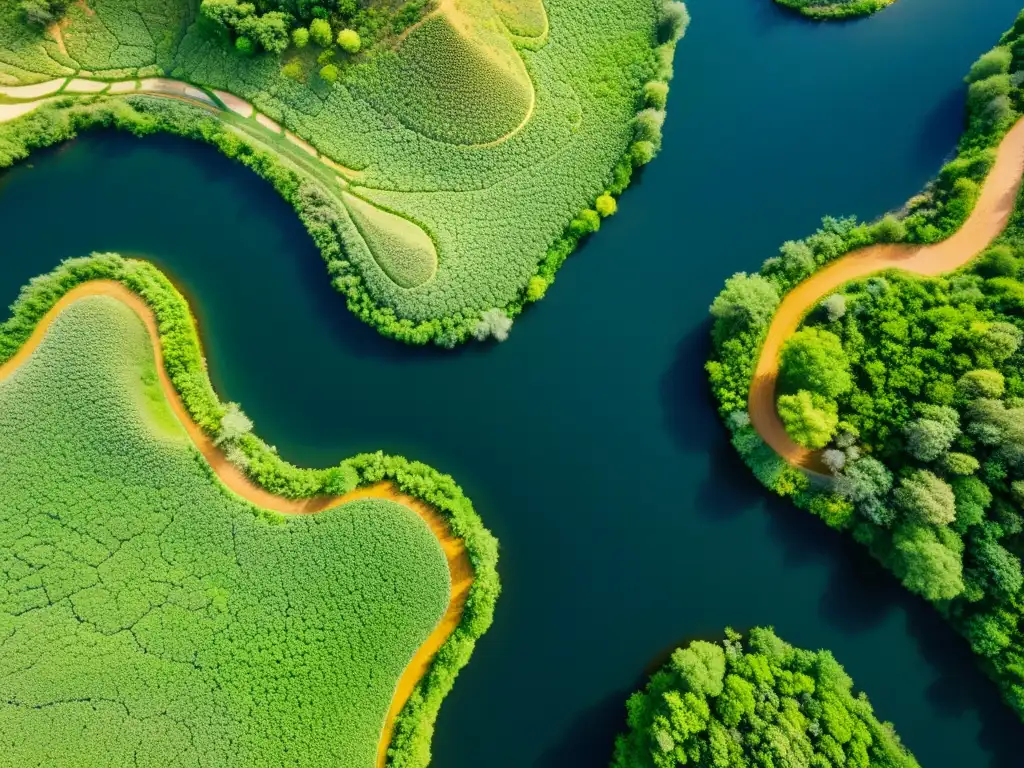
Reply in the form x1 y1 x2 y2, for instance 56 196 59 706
343 190 438 288
0 0 684 345
0 296 450 766
0 254 501 768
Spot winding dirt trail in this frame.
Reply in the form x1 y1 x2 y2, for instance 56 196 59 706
749 117 1024 469
0 280 470 768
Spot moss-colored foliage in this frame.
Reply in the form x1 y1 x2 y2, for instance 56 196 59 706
0 0 686 346
342 190 438 288
612 628 919 768
774 0 895 20
0 254 501 768
707 13 1024 725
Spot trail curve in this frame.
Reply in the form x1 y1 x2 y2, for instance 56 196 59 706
0 280 471 768
749 116 1024 469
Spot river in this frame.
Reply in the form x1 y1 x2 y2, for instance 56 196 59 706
2 0 1024 764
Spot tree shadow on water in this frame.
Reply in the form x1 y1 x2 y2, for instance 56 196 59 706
535 687 632 768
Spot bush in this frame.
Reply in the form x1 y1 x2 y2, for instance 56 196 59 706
310 18 333 46
337 28 361 53
643 81 669 109
292 27 310 47
235 36 255 55
319 64 340 83
595 193 617 217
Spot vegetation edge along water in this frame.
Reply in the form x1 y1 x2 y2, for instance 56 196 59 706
0 0 690 348
707 9 1024 722
611 627 920 767
0 252 500 768
774 0 895 20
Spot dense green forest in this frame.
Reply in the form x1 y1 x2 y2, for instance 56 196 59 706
0 0 688 346
707 12 1024 723
0 254 500 767
611 628 918 768
774 0 895 19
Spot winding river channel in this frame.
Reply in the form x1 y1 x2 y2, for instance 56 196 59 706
4 0 1024 765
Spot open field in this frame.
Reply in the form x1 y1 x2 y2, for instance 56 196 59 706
0 0 683 345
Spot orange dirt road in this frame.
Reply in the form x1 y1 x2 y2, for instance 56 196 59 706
0 280 470 768
749 116 1024 469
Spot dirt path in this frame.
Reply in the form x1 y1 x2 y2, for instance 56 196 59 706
0 280 471 767
749 116 1024 468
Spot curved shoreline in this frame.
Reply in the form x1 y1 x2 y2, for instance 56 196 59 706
0 279 471 768
748 116 1024 468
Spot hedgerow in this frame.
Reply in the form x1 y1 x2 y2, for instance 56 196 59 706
0 253 501 767
612 628 919 768
0 0 688 346
774 0 896 19
706 12 1024 725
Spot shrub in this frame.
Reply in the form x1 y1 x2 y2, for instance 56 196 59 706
292 27 310 47
643 81 669 109
309 18 332 46
319 64 340 83
595 193 617 217
337 28 361 53
235 36 255 55
526 276 548 302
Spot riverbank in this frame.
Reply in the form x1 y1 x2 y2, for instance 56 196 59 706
748 115 1024 467
0 265 492 768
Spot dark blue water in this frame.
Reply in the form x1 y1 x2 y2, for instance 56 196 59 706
2 0 1024 764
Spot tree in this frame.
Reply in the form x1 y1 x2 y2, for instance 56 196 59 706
19 0 70 25
235 35 255 55
569 208 601 236
292 27 309 47
778 390 838 449
633 108 666 145
595 193 617 217
657 0 690 43
952 476 992 532
643 81 669 109
941 452 980 476
893 524 965 601
822 448 846 473
977 244 1018 277
821 294 847 322
777 239 814 280
836 457 893 504
972 320 1022 363
671 641 725 697
310 18 332 46
526 276 548 302
969 528 1024 599
337 28 361 53
319 63 339 83
966 47 1012 83
217 403 253 445
893 469 956 526
709 273 780 348
237 12 291 54
473 309 513 342
957 369 1005 399
903 405 959 462
630 140 656 166
779 327 852 399
873 214 907 243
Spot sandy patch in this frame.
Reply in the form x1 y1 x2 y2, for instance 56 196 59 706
0 100 47 123
65 78 108 93
108 81 139 94
212 89 254 118
255 112 282 133
321 155 365 180
0 280 473 767
0 79 65 99
749 117 1024 469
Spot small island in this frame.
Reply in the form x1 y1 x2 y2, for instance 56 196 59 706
774 0 895 19
611 627 918 768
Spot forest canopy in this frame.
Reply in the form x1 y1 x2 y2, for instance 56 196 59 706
611 628 918 768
